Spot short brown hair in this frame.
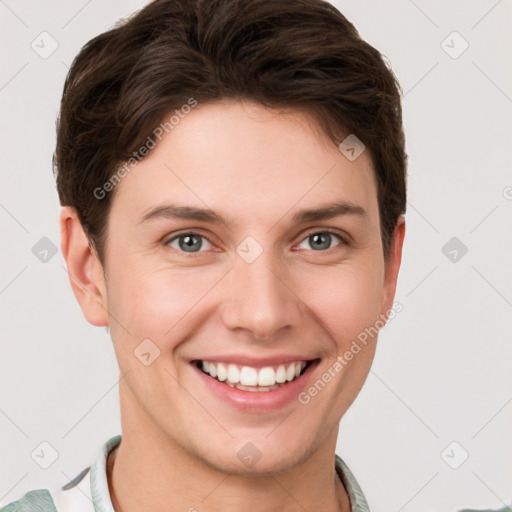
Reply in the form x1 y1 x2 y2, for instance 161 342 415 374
53 0 407 265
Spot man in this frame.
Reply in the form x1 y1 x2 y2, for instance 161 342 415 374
2 0 485 510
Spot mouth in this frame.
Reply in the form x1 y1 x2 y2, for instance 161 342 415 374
194 359 313 392
190 357 320 411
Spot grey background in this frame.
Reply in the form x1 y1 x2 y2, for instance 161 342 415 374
1 1 511 511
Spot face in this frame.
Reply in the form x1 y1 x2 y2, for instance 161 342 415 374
66 98 404 475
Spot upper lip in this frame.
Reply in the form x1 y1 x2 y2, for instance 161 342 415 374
190 355 319 368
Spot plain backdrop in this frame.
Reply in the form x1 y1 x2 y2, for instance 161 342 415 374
1 1 511 511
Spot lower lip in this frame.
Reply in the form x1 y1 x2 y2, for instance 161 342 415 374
192 360 319 412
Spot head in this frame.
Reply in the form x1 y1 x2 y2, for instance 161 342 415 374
57 0 407 474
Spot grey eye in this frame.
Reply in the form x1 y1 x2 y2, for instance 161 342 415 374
298 232 342 251
167 233 212 253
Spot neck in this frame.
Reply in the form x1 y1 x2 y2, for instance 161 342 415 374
107 383 351 512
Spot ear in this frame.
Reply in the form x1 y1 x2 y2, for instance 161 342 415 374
59 206 109 327
380 215 406 318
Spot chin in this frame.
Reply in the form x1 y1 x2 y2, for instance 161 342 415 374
191 431 318 477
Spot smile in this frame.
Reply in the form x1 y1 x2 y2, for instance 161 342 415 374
190 355 320 411
196 360 310 391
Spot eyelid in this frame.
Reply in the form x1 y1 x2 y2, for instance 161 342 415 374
164 230 216 251
164 227 350 253
298 227 350 244
294 229 348 251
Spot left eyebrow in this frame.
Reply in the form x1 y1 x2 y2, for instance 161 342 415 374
138 200 368 226
290 201 368 224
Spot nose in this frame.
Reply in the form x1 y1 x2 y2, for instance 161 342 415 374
220 251 302 341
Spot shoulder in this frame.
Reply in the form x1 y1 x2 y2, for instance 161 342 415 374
0 434 120 512
0 489 57 512
457 508 512 512
333 455 511 512
0 466 91 512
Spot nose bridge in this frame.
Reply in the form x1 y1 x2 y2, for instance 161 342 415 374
221 244 301 339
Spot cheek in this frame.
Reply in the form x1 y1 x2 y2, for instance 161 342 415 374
299 258 384 347
107 262 221 344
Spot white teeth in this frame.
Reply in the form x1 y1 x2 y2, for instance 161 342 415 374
227 364 240 384
258 366 276 386
275 365 287 383
200 360 310 388
240 366 258 386
285 363 296 382
217 363 227 382
235 382 280 392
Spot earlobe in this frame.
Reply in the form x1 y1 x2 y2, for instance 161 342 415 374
381 215 406 318
59 206 109 327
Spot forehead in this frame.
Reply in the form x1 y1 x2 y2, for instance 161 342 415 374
110 99 379 227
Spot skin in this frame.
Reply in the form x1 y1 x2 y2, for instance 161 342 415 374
60 98 405 512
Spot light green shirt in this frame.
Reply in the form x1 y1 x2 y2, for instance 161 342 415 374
0 434 370 511
0 435 509 512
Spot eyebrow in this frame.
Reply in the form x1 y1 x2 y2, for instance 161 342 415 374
139 201 368 226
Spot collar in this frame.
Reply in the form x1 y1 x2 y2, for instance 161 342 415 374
64 434 370 512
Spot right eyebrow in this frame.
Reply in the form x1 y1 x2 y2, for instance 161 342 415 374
138 200 368 227
139 204 232 225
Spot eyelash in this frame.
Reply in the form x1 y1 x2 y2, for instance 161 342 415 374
164 229 349 255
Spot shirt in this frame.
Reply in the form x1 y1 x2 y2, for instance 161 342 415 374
0 434 371 511
2 436 509 512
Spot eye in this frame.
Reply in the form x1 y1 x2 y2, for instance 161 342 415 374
166 232 213 253
297 230 345 251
